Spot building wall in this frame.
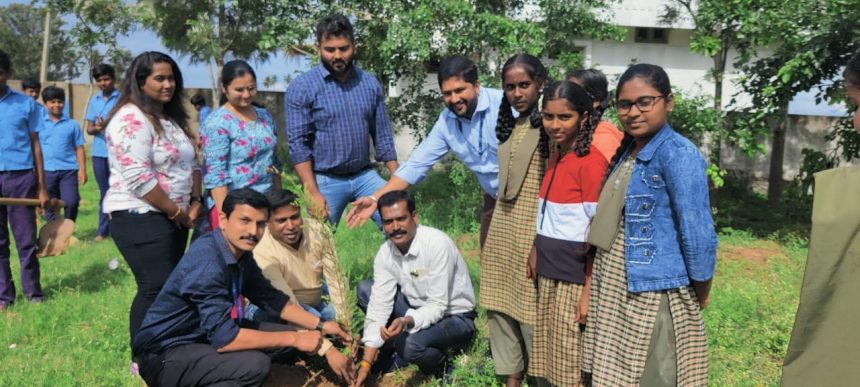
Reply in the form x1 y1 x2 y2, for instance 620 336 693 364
720 115 855 181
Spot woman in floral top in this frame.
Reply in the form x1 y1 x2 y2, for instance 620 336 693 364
103 52 202 348
201 60 281 230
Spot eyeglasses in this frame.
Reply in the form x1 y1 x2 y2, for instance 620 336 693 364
615 95 666 114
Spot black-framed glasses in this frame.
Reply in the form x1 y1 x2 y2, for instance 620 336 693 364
615 95 666 114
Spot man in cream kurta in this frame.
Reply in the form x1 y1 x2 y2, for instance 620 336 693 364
252 191 345 322
353 190 476 385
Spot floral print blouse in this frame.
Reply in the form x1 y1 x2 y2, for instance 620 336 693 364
103 104 199 213
200 105 281 200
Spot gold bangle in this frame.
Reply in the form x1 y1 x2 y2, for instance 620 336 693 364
168 207 182 220
359 360 372 369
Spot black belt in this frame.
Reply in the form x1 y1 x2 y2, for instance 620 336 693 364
316 165 371 178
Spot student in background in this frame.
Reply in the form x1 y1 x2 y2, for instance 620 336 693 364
190 92 212 126
21 79 46 119
567 69 623 163
0 49 50 310
85 63 120 242
527 80 607 386
21 79 41 100
39 86 86 222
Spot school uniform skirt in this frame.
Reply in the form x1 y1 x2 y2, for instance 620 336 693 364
582 218 708 386
530 276 585 386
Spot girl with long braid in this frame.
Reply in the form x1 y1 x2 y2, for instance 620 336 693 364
567 69 623 163
480 53 548 387
528 80 607 387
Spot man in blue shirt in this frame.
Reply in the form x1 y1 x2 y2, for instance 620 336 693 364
190 92 212 126
347 56 505 247
39 86 86 222
285 14 398 228
133 188 355 386
0 49 50 310
84 63 119 241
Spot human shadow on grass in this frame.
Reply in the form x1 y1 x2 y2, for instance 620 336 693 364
44 260 128 295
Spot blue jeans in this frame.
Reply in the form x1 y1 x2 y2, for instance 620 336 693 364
315 168 386 228
357 279 476 376
247 300 336 323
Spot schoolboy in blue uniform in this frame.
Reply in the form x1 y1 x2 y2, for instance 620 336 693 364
0 49 50 309
21 79 46 119
84 63 119 241
39 86 86 222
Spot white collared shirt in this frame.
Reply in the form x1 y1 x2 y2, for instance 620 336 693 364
362 225 476 348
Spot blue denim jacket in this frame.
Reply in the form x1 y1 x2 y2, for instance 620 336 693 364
614 124 717 293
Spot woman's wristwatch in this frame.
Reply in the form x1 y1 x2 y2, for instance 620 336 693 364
190 196 202 205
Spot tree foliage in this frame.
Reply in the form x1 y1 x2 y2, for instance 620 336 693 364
732 0 860 201
136 0 303 98
0 3 83 81
261 0 625 138
46 0 135 79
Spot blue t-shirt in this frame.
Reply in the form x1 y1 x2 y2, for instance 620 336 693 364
0 87 41 171
39 115 85 171
85 89 120 158
198 105 212 125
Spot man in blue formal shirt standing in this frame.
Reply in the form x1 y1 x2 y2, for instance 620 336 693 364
285 14 398 228
347 56 505 247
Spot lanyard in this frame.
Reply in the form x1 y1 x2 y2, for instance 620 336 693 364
232 265 245 322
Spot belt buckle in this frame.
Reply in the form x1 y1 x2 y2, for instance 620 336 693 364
128 207 151 215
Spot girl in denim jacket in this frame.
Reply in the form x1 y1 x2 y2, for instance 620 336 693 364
582 64 717 386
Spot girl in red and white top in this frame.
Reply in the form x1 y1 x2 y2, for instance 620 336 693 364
103 52 202 349
526 80 608 386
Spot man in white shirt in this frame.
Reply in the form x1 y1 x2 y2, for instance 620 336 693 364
353 190 476 386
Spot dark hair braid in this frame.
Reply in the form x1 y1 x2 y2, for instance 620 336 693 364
495 96 517 143
571 107 598 157
603 133 635 183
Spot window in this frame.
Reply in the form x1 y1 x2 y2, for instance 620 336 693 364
635 28 669 44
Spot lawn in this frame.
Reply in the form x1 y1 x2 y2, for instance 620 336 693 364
0 162 808 386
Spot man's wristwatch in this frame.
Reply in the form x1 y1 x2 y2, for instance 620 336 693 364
315 319 326 331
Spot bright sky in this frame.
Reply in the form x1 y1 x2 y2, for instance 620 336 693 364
0 0 312 91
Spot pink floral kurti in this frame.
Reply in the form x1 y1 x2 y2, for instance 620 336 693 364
103 104 199 214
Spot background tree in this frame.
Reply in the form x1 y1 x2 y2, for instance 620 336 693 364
0 3 84 81
46 0 135 80
262 0 625 139
136 0 311 102
660 0 786 165
733 0 859 204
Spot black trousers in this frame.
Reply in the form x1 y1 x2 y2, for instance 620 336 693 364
112 211 188 343
138 321 296 387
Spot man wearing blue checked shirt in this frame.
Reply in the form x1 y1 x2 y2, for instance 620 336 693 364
285 14 398 228
347 56 505 247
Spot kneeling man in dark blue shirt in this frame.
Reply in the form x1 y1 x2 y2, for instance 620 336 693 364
133 188 354 386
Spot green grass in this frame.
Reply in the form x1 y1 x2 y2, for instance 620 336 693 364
0 163 809 386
